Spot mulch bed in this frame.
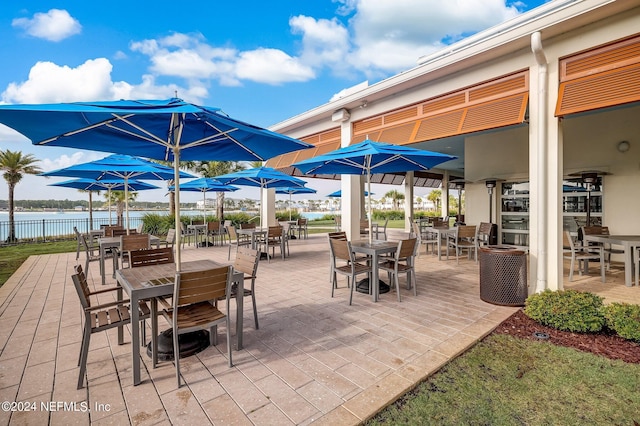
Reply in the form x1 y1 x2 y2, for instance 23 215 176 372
493 309 640 364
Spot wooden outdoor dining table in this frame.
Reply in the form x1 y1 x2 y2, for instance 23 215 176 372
350 239 398 302
115 259 244 386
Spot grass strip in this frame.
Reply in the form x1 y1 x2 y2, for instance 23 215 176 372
367 334 640 425
0 241 76 286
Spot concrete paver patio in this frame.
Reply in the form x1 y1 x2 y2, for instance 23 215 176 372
1 229 638 425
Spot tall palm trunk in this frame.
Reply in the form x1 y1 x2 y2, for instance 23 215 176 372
7 183 16 242
216 191 225 221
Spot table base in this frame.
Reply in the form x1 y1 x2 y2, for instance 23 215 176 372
356 279 390 294
146 329 210 361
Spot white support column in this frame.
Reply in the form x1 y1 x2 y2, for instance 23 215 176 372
333 108 358 241
442 171 450 219
261 187 276 227
404 171 414 232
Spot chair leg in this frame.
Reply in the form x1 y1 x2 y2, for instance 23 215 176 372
77 327 91 389
226 317 233 368
174 328 181 388
251 292 259 329
569 257 575 282
394 270 401 302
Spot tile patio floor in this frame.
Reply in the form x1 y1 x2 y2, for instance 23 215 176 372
1 229 638 425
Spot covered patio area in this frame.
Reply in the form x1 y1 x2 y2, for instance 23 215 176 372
1 230 638 425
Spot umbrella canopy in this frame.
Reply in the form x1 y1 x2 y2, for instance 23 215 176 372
41 154 194 230
0 98 312 269
294 139 456 243
275 186 317 221
169 177 238 221
50 178 161 225
216 167 308 225
216 167 307 189
326 189 373 197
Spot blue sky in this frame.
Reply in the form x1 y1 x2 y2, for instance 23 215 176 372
0 0 548 204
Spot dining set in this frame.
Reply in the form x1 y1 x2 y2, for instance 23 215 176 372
328 231 418 304
73 224 261 389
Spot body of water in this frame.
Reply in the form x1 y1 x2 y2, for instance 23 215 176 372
0 210 328 241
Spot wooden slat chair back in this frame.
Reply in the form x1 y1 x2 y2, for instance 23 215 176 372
359 219 370 235
328 238 372 305
327 231 348 282
130 247 174 268
240 222 256 229
71 264 150 389
118 233 151 269
378 238 418 301
563 230 605 282
103 225 123 237
112 228 138 237
161 266 233 387
447 225 478 263
230 247 261 329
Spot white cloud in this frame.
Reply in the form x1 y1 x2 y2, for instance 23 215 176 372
39 151 104 172
0 59 205 105
12 9 81 42
235 49 315 84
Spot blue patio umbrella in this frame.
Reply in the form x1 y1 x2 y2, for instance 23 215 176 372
326 189 373 197
216 167 308 225
275 186 317 221
294 139 457 243
41 154 194 231
169 177 238 221
0 98 313 269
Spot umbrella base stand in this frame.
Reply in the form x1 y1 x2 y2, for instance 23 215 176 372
356 279 390 294
146 329 210 361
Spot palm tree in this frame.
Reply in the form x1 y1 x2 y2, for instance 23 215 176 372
78 189 100 230
427 189 442 214
0 150 42 242
191 161 245 220
105 190 138 226
384 189 405 210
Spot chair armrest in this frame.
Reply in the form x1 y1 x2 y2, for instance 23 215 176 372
84 299 131 312
87 286 121 296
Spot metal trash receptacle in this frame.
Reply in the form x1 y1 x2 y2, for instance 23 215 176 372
479 245 527 306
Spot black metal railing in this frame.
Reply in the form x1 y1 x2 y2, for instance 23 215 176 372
0 217 143 244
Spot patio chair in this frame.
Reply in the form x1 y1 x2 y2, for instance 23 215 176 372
240 222 256 229
207 221 223 246
159 265 233 387
328 231 347 283
278 221 292 256
582 226 623 271
296 218 308 239
74 226 87 260
226 225 251 260
103 225 124 237
80 233 114 276
378 237 418 301
179 222 195 248
446 225 478 263
375 218 389 240
359 219 370 236
71 264 150 389
411 221 437 256
476 222 494 250
228 246 261 329
260 226 285 262
328 237 372 305
136 223 144 234
158 228 176 250
116 233 151 270
563 230 605 282
334 215 341 231
112 228 137 237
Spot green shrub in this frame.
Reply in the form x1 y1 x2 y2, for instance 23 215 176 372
524 289 605 333
602 303 640 342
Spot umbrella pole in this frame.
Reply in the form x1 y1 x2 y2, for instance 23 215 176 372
367 158 373 245
289 193 292 221
174 152 182 271
108 188 112 225
125 177 130 234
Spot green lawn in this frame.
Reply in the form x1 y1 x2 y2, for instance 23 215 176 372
0 240 76 286
367 334 640 425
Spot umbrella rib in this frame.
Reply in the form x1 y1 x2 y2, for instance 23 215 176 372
38 113 137 144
